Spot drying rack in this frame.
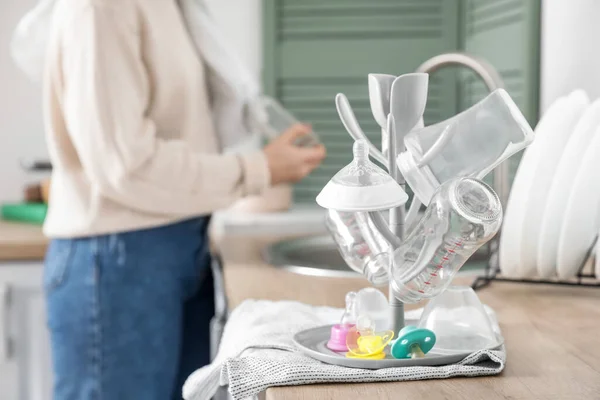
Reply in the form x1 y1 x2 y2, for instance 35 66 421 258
473 235 600 290
417 56 600 292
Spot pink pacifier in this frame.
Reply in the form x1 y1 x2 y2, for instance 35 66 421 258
327 292 358 352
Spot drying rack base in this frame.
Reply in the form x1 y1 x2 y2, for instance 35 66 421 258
294 322 504 370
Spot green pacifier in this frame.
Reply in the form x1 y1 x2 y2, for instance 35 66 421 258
390 325 436 359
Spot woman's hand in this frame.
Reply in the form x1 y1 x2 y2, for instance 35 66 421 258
263 124 326 185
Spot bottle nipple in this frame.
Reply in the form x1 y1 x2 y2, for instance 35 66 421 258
352 140 369 164
340 291 357 326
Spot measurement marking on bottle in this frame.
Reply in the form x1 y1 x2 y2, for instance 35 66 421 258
422 238 465 292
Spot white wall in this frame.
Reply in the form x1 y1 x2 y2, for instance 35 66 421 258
0 0 263 204
0 0 50 203
207 0 263 82
540 0 600 112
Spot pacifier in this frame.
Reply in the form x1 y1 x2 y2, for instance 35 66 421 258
327 292 358 352
345 315 394 360
330 289 394 358
390 325 436 359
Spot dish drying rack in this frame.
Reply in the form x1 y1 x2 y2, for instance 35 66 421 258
472 235 600 290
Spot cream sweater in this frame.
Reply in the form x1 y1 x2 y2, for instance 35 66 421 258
43 0 270 238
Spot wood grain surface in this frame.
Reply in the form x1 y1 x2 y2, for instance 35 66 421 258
217 234 600 400
0 221 48 261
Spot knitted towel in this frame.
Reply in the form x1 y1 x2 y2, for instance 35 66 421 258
183 300 505 400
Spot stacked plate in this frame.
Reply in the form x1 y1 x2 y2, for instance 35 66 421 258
500 90 600 279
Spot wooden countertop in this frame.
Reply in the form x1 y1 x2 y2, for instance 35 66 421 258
0 221 48 261
217 234 600 400
267 282 600 400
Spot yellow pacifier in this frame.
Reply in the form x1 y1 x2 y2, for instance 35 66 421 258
345 316 394 359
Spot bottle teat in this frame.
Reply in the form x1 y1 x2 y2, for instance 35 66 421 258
316 139 408 211
340 291 357 326
353 140 369 163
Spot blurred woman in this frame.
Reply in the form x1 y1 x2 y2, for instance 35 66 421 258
28 0 326 398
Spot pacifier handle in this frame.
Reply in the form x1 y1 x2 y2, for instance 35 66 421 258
409 343 426 359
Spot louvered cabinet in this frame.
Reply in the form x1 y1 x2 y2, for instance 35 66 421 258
263 0 541 204
263 0 461 203
460 0 541 183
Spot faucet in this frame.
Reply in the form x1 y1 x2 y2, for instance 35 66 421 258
415 52 509 206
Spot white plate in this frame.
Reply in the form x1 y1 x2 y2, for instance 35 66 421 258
595 232 600 279
499 95 571 277
556 129 600 278
517 90 589 277
538 98 600 277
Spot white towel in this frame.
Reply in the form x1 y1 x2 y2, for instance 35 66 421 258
183 300 506 400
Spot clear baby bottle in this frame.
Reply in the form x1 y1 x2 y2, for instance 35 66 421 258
251 96 320 147
325 210 391 286
390 177 502 303
397 89 534 204
318 140 408 286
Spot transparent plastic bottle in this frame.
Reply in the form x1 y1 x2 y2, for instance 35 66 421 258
390 178 502 303
397 89 534 204
325 210 391 286
251 96 320 147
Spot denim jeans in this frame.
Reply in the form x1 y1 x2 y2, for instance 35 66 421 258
44 217 214 400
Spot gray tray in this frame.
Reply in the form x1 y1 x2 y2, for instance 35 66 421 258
294 320 503 369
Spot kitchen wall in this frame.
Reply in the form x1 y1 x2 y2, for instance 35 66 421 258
1 0 599 203
0 0 263 204
0 0 49 203
207 0 263 81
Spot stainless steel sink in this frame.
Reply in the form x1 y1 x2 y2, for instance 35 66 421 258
264 235 361 278
264 236 488 278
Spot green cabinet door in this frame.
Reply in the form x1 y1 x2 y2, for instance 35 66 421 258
263 0 461 204
263 0 540 203
460 0 541 182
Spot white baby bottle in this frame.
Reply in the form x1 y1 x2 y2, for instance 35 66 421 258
397 89 534 204
390 177 502 303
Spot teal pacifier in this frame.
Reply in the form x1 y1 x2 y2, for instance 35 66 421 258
390 325 436 359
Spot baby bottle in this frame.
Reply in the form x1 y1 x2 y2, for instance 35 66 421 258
390 177 502 303
251 96 320 147
325 211 391 286
397 89 534 204
318 140 408 286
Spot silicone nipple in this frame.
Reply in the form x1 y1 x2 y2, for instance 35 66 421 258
327 292 358 352
316 140 408 211
340 291 358 326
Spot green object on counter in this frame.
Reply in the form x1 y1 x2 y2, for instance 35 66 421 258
1 203 48 225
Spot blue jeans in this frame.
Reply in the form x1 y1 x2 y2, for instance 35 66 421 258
44 217 214 400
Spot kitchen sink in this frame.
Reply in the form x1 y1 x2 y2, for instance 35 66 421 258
264 235 361 278
264 235 489 278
